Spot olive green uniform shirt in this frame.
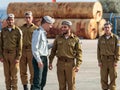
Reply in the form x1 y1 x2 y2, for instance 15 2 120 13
49 34 82 67
97 33 120 63
0 25 23 60
20 23 38 47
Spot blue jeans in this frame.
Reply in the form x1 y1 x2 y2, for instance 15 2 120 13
32 56 48 90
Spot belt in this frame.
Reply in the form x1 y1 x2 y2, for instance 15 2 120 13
23 45 31 49
58 56 74 62
3 49 16 53
102 55 114 59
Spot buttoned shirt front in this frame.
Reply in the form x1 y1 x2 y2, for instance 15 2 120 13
0 25 23 60
97 33 120 63
32 26 48 62
20 23 38 47
49 34 82 67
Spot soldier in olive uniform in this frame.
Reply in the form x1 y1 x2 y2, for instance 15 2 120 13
97 22 120 90
49 20 82 90
20 11 38 90
0 14 22 90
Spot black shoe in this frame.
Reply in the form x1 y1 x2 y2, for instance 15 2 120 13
30 85 33 90
23 85 28 90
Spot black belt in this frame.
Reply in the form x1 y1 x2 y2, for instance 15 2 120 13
3 50 16 53
58 56 74 62
23 46 31 49
102 55 114 59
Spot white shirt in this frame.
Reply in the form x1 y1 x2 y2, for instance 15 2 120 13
32 26 49 62
106 35 111 39
8 28 12 32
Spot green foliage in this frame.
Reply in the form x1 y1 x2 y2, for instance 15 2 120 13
99 0 120 13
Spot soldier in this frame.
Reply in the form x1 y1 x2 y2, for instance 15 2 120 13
97 21 120 90
49 20 82 90
32 16 55 90
0 13 22 90
20 11 38 90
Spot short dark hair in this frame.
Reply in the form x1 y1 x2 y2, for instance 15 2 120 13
41 17 47 25
104 21 113 27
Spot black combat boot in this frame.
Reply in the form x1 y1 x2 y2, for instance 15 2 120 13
23 85 28 90
30 85 33 90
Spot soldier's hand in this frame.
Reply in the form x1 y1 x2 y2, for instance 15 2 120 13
49 64 53 70
73 66 79 72
114 62 117 67
98 63 102 67
38 61 43 68
0 58 4 62
15 59 19 64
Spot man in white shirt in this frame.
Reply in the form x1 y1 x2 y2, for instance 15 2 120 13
32 16 55 90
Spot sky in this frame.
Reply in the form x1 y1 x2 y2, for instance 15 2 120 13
0 0 97 9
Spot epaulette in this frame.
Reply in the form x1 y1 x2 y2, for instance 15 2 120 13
113 34 119 40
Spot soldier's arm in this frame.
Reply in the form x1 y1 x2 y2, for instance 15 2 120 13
0 30 3 59
16 29 23 60
97 39 102 63
75 38 82 67
49 37 57 64
115 36 120 62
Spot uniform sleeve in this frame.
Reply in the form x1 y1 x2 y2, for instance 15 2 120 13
16 29 23 60
49 37 57 64
0 31 3 58
115 37 120 62
75 38 82 67
97 38 102 63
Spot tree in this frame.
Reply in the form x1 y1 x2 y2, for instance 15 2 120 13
99 0 120 13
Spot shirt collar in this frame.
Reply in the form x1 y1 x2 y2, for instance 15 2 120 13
39 26 47 34
103 33 114 38
70 33 75 38
60 33 75 38
23 23 34 27
40 26 45 31
6 25 16 31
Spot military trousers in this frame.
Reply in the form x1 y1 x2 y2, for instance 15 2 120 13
100 56 117 90
3 50 19 90
32 56 48 90
57 57 76 90
20 49 34 85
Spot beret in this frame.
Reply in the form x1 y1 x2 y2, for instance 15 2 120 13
43 16 55 24
24 11 32 16
62 20 72 26
7 13 15 19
